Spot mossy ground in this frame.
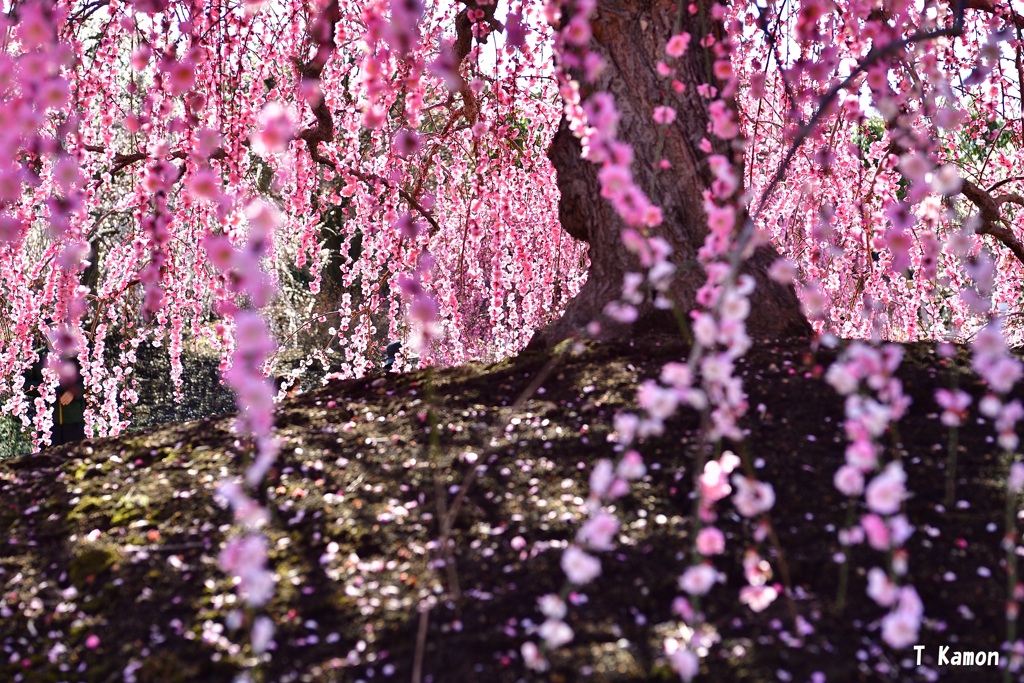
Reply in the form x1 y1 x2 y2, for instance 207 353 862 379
0 335 1019 682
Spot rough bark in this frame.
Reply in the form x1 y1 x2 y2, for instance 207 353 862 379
528 0 810 349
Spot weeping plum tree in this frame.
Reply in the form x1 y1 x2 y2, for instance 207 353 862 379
1 0 1022 444
4 0 1024 679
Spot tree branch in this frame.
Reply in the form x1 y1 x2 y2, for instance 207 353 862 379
751 0 968 223
961 179 1024 266
964 0 1024 30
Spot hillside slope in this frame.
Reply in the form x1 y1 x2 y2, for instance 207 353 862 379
0 335 1017 682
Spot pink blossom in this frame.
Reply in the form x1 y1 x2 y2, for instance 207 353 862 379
394 130 422 158
538 594 567 620
679 563 719 595
826 363 858 395
833 464 864 497
598 163 632 198
251 615 275 654
613 413 640 445
653 106 676 125
665 33 691 58
561 545 601 585
867 567 898 607
696 526 725 555
861 513 891 551
505 12 526 48
521 641 548 672
589 459 615 497
708 100 738 139
539 619 574 648
668 647 699 681
616 451 646 480
563 15 592 46
251 102 293 154
700 459 732 502
845 439 878 471
731 475 775 517
638 379 679 420
935 388 971 427
865 462 907 515
739 584 778 612
583 93 620 137
188 170 220 201
1009 463 1024 493
881 589 923 649
577 510 620 551
166 58 196 95
880 610 921 651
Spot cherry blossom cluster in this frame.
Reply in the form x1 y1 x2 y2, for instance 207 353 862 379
732 0 1023 344
204 195 281 659
826 341 922 648
521 451 646 672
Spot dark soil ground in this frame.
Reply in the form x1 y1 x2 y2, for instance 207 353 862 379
0 334 1020 682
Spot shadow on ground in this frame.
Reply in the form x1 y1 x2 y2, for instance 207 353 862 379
0 335 1017 682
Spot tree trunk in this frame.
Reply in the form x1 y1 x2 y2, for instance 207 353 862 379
528 0 810 350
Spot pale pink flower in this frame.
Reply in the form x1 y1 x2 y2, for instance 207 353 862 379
598 163 632 198
188 169 220 201
931 164 962 195
251 102 293 154
668 647 699 682
739 584 778 612
521 641 548 671
563 15 592 46
653 106 676 125
833 464 864 497
583 93 620 137
538 594 567 620
826 363 859 395
679 564 719 595
881 609 919 649
861 513 891 551
708 100 738 139
865 462 907 515
613 413 640 445
845 439 878 471
617 451 646 480
867 567 898 607
1009 462 1024 493
696 526 725 555
661 362 692 388
251 615 275 654
935 388 971 427
577 511 620 551
638 379 679 420
768 258 797 285
394 130 421 158
166 58 196 95
589 459 615 498
700 459 732 502
604 301 637 323
732 476 775 517
562 546 601 585
539 619 574 648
